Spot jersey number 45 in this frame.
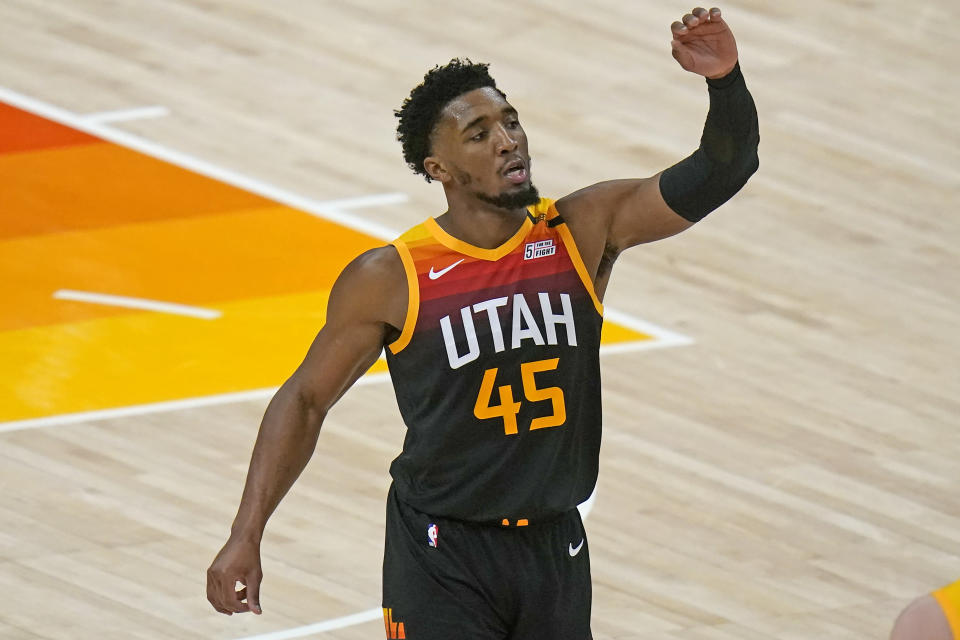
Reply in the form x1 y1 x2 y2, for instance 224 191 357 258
474 357 566 435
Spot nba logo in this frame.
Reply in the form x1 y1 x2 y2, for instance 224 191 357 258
427 523 438 548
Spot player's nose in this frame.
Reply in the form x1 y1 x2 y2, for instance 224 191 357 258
493 124 518 155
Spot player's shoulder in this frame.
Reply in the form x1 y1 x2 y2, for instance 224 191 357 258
556 179 635 219
328 244 407 328
337 245 405 290
552 181 629 249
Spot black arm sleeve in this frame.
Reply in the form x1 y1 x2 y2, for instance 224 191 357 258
658 62 760 222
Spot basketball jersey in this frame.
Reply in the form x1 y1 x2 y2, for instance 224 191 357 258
384 197 604 524
934 580 960 640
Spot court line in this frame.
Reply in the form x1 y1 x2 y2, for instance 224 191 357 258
598 307 694 356
577 486 597 520
316 193 409 211
0 373 393 434
603 307 693 346
231 608 384 640
53 289 221 320
0 87 691 345
0 85 693 423
80 105 170 124
0 319 684 432
228 490 600 640
0 84 407 241
3 85 669 639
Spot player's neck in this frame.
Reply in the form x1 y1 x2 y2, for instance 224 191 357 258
436 199 528 250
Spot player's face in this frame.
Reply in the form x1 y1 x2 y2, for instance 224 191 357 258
426 87 539 209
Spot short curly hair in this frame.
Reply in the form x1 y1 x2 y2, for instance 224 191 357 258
395 59 505 182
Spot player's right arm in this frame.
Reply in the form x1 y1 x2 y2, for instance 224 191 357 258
205 245 406 616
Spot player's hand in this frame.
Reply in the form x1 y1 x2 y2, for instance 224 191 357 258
670 7 738 79
206 535 264 615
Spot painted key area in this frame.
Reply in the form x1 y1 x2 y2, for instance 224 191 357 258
0 103 653 423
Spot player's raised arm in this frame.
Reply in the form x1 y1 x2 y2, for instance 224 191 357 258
205 246 406 616
557 6 759 264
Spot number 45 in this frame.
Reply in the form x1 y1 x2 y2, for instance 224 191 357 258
474 358 566 435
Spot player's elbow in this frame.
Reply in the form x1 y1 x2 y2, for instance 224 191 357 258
724 128 760 187
744 139 759 178
278 373 330 428
731 146 759 195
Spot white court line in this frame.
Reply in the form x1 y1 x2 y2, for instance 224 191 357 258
0 83 676 640
0 373 393 433
228 491 600 640
80 105 170 124
317 192 409 211
577 486 597 520
599 306 694 356
232 608 384 640
0 86 693 433
0 85 407 241
0 319 687 433
53 289 221 320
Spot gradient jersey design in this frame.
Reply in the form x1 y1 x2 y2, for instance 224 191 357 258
385 198 604 524
934 580 960 640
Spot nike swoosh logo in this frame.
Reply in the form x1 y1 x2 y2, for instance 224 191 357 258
568 539 584 557
428 259 465 280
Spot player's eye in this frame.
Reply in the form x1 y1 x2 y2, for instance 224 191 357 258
471 131 487 142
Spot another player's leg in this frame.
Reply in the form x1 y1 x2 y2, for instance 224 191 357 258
890 582 960 640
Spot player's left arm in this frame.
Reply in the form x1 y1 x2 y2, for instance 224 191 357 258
558 7 758 264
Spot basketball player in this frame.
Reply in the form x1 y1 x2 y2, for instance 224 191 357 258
207 7 759 638
890 581 960 640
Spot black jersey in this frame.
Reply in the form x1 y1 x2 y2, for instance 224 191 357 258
384 198 603 525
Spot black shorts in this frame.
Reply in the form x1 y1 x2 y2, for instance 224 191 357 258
381 484 592 640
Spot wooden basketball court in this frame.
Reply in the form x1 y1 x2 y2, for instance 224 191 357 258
1 1 957 638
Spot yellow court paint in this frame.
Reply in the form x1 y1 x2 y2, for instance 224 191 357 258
0 100 656 423
0 205 379 331
0 287 648 422
1 291 382 421
600 322 651 345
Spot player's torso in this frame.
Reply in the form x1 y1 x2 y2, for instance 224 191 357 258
385 198 604 524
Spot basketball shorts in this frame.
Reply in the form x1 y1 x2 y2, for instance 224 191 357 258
381 484 592 640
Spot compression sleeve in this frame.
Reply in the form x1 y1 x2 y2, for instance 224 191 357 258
658 62 760 222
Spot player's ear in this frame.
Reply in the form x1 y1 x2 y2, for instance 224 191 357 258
423 156 450 183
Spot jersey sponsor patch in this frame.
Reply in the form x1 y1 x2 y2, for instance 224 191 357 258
427 523 438 548
524 239 556 260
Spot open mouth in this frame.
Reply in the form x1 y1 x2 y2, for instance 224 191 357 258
502 159 528 185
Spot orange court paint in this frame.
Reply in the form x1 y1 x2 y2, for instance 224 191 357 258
0 100 654 424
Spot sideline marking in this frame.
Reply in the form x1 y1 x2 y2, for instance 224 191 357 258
231 608 384 640
577 486 597 520
2 87 656 639
0 84 408 241
600 307 694 355
81 105 170 124
227 491 599 640
53 289 222 320
0 85 692 425
0 373 392 433
317 192 409 211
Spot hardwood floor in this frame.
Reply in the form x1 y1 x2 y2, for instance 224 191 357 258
0 1 957 638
